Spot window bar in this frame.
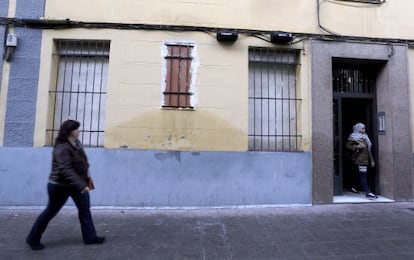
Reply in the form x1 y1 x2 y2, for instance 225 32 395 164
350 69 354 93
344 69 347 93
50 41 62 144
67 41 75 121
177 45 182 107
260 48 264 150
97 42 106 147
350 69 353 93
168 46 174 107
287 60 292 151
273 49 278 151
75 41 84 121
252 49 256 150
82 41 91 145
342 69 345 93
88 41 98 145
185 46 191 107
352 69 356 93
281 51 285 150
295 76 298 150
61 42 70 130
356 69 360 93
267 48 271 150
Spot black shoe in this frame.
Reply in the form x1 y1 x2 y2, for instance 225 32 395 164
26 238 45 251
84 236 105 245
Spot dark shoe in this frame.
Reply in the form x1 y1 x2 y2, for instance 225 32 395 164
366 192 378 199
84 236 105 245
26 238 45 251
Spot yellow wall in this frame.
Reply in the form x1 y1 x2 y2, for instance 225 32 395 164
33 29 312 152
36 0 414 152
44 0 414 40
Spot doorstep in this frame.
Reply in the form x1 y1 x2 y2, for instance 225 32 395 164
334 192 394 204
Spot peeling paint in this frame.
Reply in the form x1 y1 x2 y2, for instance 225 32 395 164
154 151 182 162
105 109 247 151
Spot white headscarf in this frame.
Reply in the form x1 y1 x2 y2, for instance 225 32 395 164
349 123 372 151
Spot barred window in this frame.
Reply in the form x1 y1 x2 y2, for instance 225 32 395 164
47 40 110 147
248 48 301 151
163 44 194 109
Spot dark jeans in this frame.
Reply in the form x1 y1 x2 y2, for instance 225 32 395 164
27 183 98 244
351 164 371 194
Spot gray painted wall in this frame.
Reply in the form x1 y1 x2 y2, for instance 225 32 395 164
0 0 9 88
311 40 413 203
3 0 45 146
0 148 312 207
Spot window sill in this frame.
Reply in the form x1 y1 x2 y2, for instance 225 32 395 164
161 107 195 111
337 0 385 4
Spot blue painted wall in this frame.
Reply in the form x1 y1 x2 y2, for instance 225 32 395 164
3 0 45 146
0 0 9 90
0 148 312 207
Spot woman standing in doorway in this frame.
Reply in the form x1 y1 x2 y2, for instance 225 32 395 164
26 120 105 250
346 123 378 199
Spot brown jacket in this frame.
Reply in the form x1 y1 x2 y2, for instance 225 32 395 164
345 139 375 166
48 141 89 191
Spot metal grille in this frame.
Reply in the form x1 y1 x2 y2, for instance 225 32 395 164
47 40 110 147
248 48 301 151
163 44 193 108
332 65 375 96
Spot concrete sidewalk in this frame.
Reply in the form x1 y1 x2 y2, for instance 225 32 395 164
1 203 414 260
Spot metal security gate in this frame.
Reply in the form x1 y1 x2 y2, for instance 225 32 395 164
248 48 301 152
332 61 378 195
47 40 110 147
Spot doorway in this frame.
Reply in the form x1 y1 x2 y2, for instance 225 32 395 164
332 61 378 196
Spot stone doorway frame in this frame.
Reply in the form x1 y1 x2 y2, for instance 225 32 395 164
311 40 413 204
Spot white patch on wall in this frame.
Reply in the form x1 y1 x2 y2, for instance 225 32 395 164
160 41 199 108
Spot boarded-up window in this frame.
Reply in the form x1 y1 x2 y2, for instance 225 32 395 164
163 44 193 108
47 40 110 147
248 48 301 151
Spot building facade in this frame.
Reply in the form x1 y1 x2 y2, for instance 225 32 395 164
0 0 413 207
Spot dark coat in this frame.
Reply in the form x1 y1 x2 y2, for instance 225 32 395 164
49 141 89 191
345 139 374 166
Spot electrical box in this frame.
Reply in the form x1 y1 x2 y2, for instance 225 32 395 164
216 30 238 42
270 32 293 44
6 34 18 47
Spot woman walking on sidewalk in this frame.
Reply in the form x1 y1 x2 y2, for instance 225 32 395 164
346 123 378 199
26 120 105 250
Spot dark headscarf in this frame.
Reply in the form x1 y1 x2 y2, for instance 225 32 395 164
55 120 80 146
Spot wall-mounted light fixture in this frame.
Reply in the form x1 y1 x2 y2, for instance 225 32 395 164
270 31 293 44
216 30 238 43
4 33 18 61
378 112 386 135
